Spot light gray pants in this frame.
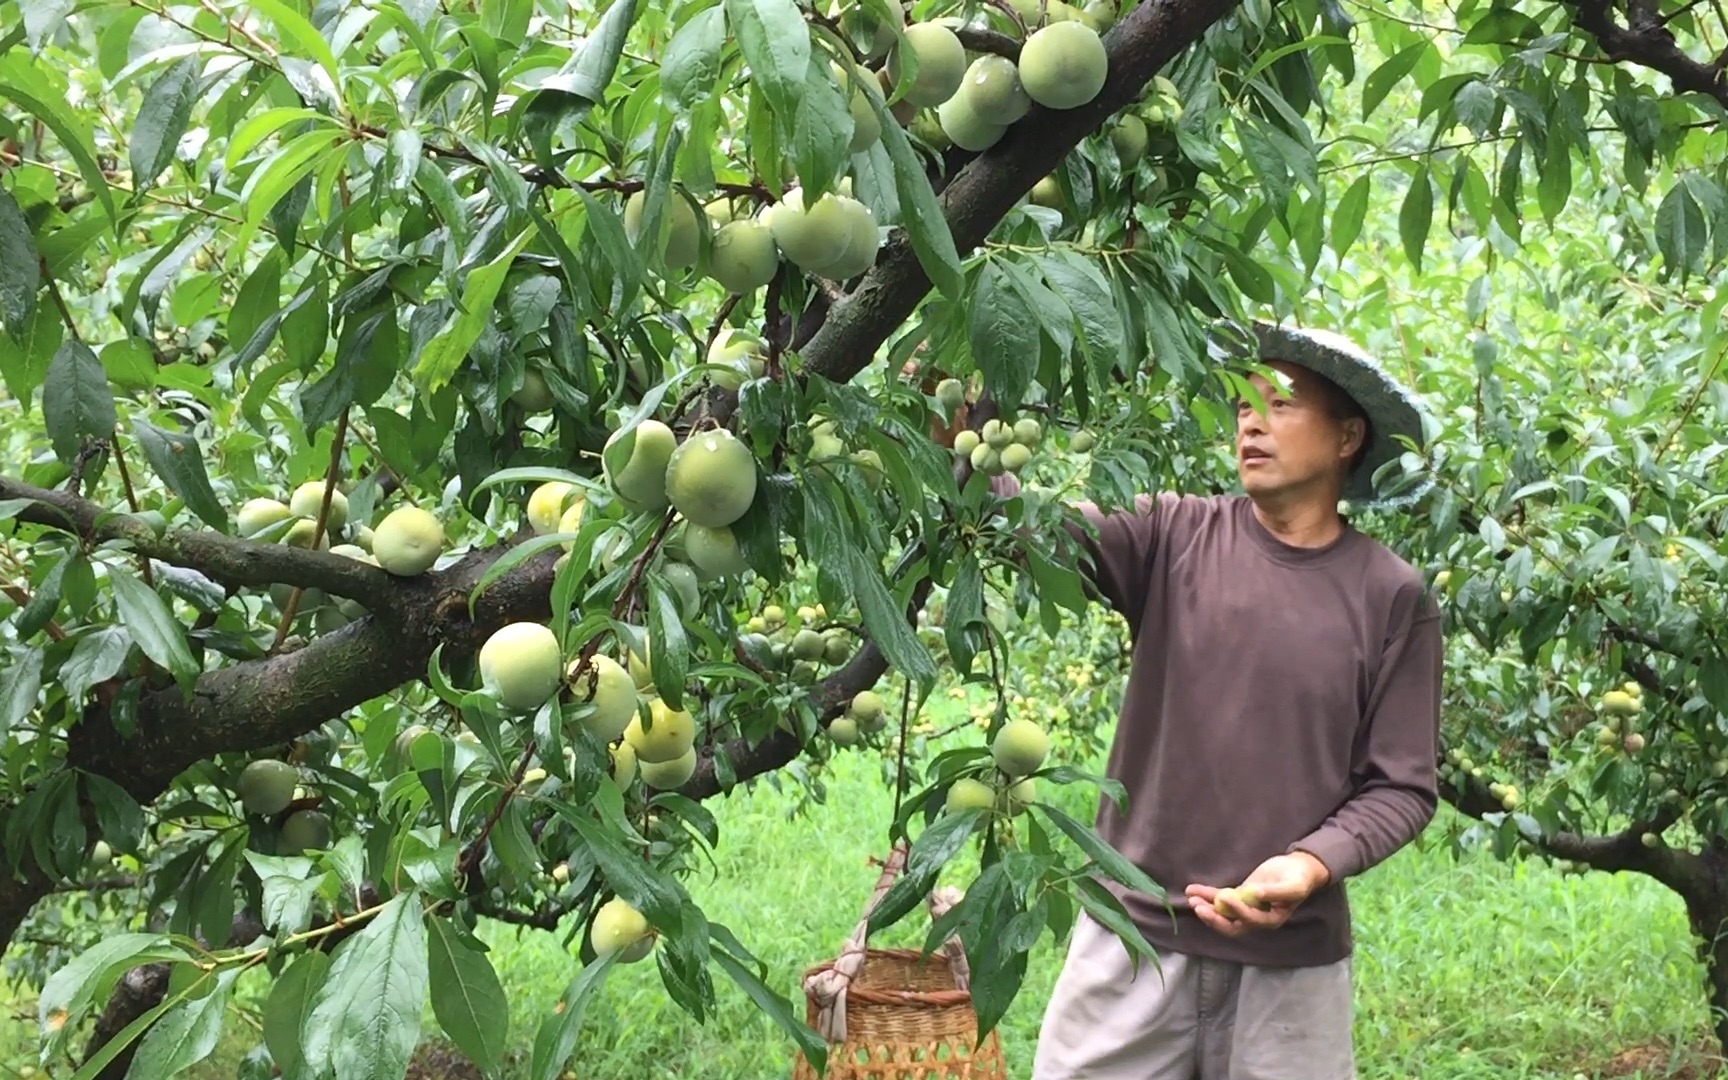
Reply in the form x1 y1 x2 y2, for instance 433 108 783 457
1032 913 1356 1080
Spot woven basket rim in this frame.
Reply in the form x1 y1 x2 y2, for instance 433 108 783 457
801 947 976 1009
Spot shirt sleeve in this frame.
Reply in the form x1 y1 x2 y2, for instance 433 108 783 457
989 472 1164 626
1288 588 1444 882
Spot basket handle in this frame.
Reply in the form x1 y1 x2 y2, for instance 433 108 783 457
803 839 972 1043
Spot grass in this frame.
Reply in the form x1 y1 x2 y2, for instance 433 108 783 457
3 733 1725 1079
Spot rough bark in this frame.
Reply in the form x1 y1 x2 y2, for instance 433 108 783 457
1568 0 1728 110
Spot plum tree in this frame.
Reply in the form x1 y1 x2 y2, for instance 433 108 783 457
2 0 1725 1074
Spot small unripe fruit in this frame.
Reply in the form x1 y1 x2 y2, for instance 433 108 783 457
792 629 826 661
709 220 781 294
991 719 1050 777
1017 22 1109 110
237 759 299 816
590 897 655 963
1000 777 1037 815
479 622 564 713
849 690 886 727
528 482 578 535
569 655 639 741
623 190 701 270
1623 732 1646 753
640 746 697 789
982 418 1014 448
551 863 570 884
888 22 967 107
953 430 981 455
1001 444 1033 473
372 506 444 576
1013 417 1043 446
970 443 1003 475
605 420 678 514
1070 430 1096 452
289 481 348 534
238 498 293 537
683 524 748 579
960 55 1031 126
665 428 759 529
282 519 330 550
763 605 787 627
280 810 331 853
1110 114 1148 168
935 378 966 410
512 369 554 412
946 777 996 813
937 93 1007 152
610 740 638 788
1600 689 1641 716
828 717 860 746
624 698 697 763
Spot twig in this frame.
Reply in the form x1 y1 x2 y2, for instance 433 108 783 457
110 435 153 588
270 411 349 654
456 740 540 886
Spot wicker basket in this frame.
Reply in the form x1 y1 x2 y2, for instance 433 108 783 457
790 843 1009 1080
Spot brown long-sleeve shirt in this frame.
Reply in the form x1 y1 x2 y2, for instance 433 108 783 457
995 475 1443 967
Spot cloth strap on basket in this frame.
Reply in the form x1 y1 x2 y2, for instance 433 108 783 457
803 839 973 1042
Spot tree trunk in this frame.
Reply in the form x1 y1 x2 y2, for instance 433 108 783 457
1683 847 1728 1061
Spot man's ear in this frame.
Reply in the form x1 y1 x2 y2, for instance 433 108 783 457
1340 417 1367 459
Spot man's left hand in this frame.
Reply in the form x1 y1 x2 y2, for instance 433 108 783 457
1184 851 1333 938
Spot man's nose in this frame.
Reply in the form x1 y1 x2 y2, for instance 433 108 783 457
1238 409 1267 435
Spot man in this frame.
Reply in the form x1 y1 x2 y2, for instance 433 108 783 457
978 321 1443 1079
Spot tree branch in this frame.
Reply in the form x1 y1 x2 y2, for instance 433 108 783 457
0 476 398 610
800 0 1238 384
1569 0 1728 109
1440 772 1706 892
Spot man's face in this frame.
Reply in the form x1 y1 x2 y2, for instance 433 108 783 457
1234 361 1365 503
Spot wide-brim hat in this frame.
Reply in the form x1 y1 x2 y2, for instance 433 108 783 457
1216 320 1434 509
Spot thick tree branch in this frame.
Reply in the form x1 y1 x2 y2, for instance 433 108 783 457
0 477 398 610
1569 0 1728 109
1441 772 1707 892
800 0 1237 383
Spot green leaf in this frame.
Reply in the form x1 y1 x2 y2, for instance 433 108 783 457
0 66 119 224
302 892 430 1080
847 545 937 686
1700 654 1728 717
871 88 963 298
246 0 343 89
1656 180 1707 276
82 773 145 857
969 260 1041 409
562 812 688 936
1036 250 1123 369
108 567 199 686
132 418 228 530
1331 173 1370 259
127 968 233 1078
793 56 854 196
646 576 692 709
1361 42 1429 120
867 810 982 934
427 916 510 1075
661 5 726 114
263 950 331 1080
37 933 182 1053
0 645 44 740
413 227 533 392
131 55 203 192
1398 165 1433 274
1033 803 1164 898
244 852 326 935
42 340 116 464
711 946 827 1073
528 954 618 1080
548 0 638 104
22 0 73 51
0 184 40 337
1072 877 1160 974
724 0 810 121
1537 133 1571 224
